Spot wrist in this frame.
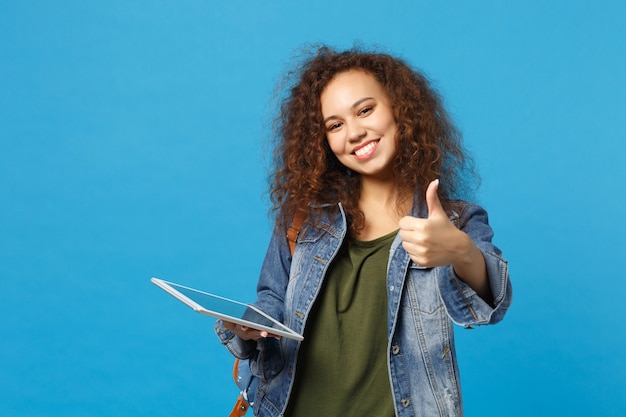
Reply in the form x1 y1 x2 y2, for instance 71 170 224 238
451 234 492 303
452 232 477 271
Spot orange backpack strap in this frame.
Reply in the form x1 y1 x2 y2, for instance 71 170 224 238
286 210 305 256
233 358 240 382
228 396 249 417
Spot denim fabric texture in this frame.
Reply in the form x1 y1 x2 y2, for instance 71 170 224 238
215 196 512 417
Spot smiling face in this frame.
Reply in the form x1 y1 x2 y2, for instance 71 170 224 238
321 69 399 180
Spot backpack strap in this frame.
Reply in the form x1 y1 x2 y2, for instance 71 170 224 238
286 210 305 256
229 395 249 417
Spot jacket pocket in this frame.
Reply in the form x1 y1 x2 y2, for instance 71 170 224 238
404 265 443 316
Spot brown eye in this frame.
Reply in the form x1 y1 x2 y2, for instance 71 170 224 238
327 122 343 131
358 106 373 116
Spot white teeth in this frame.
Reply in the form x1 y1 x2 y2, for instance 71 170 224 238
354 141 377 156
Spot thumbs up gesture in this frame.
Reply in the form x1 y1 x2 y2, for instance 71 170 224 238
399 179 492 300
399 179 468 268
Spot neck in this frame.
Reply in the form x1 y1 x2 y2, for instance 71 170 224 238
360 175 408 206
355 177 410 240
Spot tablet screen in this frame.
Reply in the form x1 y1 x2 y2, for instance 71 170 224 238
151 278 303 341
169 282 278 328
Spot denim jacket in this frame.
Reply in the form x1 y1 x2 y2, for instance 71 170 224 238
216 198 512 417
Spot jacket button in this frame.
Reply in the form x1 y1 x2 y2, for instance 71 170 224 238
391 345 400 355
401 399 410 408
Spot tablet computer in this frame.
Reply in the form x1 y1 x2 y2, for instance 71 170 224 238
151 277 303 341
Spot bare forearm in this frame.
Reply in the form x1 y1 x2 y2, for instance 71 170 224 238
452 234 493 304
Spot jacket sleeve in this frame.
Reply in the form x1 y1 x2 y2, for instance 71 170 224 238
437 203 513 326
214 225 292 374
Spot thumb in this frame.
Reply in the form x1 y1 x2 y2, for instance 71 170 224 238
426 179 445 218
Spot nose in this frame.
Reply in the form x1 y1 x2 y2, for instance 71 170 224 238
345 119 366 143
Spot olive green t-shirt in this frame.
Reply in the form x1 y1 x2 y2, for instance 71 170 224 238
285 230 397 417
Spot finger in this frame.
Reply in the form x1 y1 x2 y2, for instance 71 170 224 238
222 320 237 330
425 179 445 218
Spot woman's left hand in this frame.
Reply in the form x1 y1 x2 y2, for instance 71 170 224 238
399 179 491 301
398 179 473 268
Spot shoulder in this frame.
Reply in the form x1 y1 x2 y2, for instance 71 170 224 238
297 203 346 242
447 200 501 253
447 200 486 223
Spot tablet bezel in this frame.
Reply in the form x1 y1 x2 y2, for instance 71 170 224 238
151 277 303 341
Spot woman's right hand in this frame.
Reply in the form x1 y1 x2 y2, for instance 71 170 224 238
223 321 281 341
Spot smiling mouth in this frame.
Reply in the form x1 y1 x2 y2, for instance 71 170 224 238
353 140 379 158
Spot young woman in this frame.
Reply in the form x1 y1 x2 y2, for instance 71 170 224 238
216 46 513 417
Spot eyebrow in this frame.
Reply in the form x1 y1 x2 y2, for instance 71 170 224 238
323 97 374 124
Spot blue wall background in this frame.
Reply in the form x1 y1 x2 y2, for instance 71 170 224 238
1 1 625 416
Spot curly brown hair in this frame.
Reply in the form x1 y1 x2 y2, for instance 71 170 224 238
268 45 479 236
